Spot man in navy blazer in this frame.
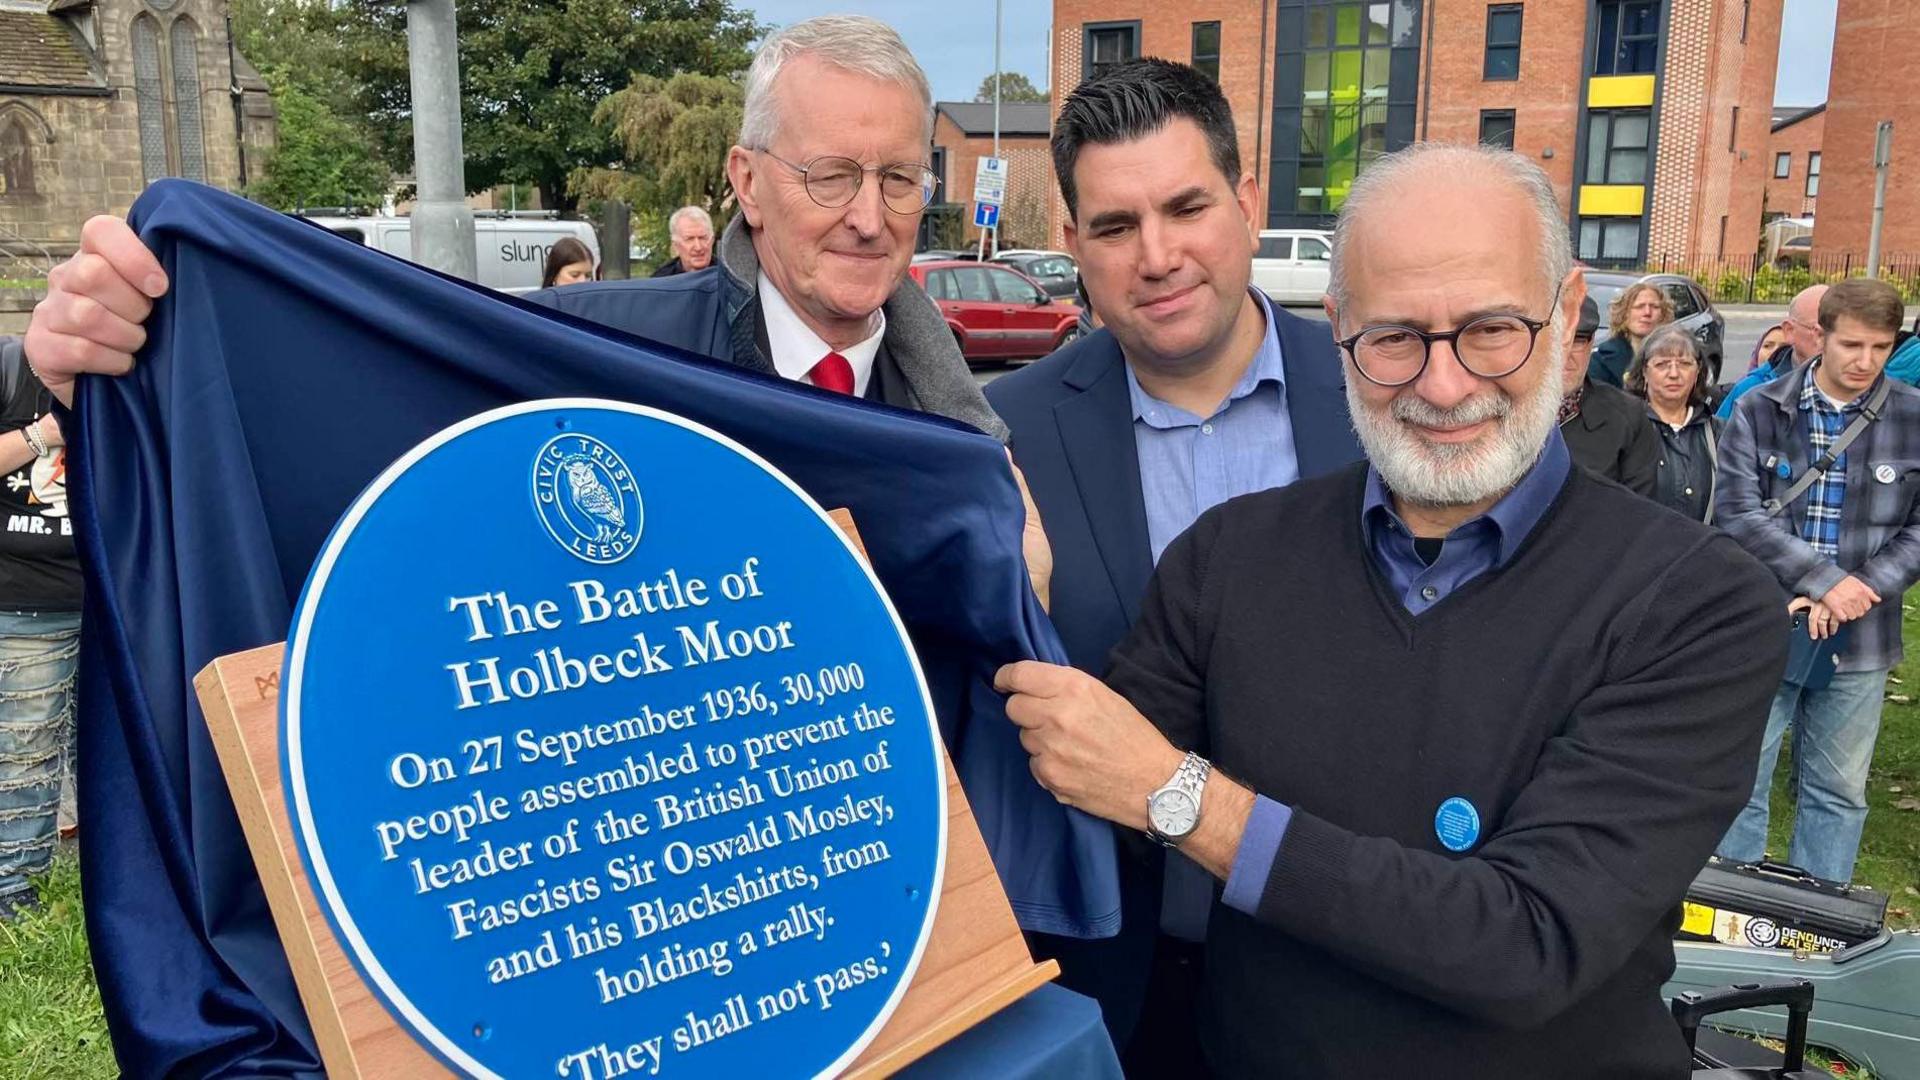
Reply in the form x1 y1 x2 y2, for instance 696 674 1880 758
986 59 1362 1068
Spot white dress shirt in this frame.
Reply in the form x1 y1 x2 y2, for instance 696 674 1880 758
757 271 885 396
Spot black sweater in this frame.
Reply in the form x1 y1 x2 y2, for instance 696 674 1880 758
1106 463 1784 1078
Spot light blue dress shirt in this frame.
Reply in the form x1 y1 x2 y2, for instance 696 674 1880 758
1126 289 1300 564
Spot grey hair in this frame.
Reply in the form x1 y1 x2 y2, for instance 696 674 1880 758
739 16 933 150
1328 143 1573 310
668 205 713 236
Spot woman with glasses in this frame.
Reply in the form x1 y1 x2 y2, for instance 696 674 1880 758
1588 282 1674 389
1626 323 1719 523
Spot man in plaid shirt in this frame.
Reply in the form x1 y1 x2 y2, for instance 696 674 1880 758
1715 279 1917 884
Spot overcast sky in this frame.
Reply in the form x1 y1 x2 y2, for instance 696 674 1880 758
742 1 1834 108
1773 0 1834 107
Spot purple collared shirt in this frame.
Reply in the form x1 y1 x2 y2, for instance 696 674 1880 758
1220 429 1572 915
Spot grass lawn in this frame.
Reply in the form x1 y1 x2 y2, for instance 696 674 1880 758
2 612 1918 1078
0 847 114 1079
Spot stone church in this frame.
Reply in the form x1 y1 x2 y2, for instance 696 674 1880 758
0 0 275 277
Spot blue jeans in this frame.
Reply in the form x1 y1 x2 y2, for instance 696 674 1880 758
1717 668 1889 884
0 610 81 899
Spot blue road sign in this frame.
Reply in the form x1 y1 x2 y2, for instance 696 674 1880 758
973 203 1000 230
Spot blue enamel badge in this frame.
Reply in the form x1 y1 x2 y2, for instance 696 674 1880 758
1777 460 1793 480
1434 796 1482 852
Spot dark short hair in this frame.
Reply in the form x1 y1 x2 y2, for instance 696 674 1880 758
1819 278 1905 335
1050 58 1241 221
541 237 595 288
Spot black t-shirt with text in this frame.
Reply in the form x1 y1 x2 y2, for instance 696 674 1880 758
0 341 81 611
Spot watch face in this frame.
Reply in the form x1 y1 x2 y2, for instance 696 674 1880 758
1150 788 1199 837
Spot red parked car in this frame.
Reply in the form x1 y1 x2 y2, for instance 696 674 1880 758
908 260 1083 367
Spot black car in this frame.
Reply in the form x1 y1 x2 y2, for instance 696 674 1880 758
991 251 1079 301
1583 270 1727 385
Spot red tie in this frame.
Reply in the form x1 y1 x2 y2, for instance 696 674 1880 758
808 350 855 395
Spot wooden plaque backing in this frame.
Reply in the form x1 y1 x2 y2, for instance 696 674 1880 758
193 510 1057 1077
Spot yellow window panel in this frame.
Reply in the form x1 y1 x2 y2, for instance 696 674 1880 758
1588 75 1657 108
1578 185 1646 216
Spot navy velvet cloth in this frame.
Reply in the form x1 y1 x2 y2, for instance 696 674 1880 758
68 181 1118 1077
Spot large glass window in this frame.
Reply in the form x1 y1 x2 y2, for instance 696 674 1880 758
1272 0 1420 226
1479 109 1516 149
1594 0 1660 76
1577 217 1642 265
1584 109 1650 184
1085 22 1141 79
1806 151 1821 197
1484 5 1522 81
1192 21 1222 81
1295 2 1394 214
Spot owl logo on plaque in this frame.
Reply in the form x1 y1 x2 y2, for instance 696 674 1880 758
531 433 643 564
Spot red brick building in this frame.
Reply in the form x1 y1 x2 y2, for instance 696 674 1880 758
1050 0 1786 266
1808 0 1917 261
1764 104 1823 222
931 101 1053 249
1047 1 1277 248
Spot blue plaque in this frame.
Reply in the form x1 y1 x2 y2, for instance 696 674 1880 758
283 400 946 1079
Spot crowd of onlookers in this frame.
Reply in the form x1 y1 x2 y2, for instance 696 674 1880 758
1562 272 1920 887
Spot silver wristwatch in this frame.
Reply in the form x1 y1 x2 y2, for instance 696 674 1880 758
1146 751 1211 847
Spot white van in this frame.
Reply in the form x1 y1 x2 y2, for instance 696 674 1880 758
296 212 601 295
1251 229 1334 304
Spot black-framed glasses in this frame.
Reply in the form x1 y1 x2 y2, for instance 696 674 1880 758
755 149 937 215
1337 283 1566 388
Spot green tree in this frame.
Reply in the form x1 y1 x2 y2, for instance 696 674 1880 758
339 0 762 212
227 0 395 210
571 71 743 265
246 79 391 211
973 72 1048 103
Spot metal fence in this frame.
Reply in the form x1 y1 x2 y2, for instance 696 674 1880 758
1624 252 1920 305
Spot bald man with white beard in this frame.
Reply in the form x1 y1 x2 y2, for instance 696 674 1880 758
992 143 1784 1077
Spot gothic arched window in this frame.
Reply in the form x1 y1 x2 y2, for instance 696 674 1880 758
168 17 206 181
0 119 33 195
132 15 168 183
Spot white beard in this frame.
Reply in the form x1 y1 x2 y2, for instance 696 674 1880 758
1348 333 1566 508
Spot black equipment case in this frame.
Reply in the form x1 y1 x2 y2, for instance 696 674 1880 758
1681 859 1889 954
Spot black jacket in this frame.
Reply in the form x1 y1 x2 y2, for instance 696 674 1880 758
1649 405 1720 523
1587 335 1635 388
1561 378 1659 496
649 257 686 278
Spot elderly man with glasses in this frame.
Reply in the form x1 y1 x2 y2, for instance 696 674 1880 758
994 143 1783 1075
24 16 998 436
1718 283 1830 419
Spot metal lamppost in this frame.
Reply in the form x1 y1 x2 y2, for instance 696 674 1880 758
403 0 476 281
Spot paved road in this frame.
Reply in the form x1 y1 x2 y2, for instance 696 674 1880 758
976 300 1792 389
